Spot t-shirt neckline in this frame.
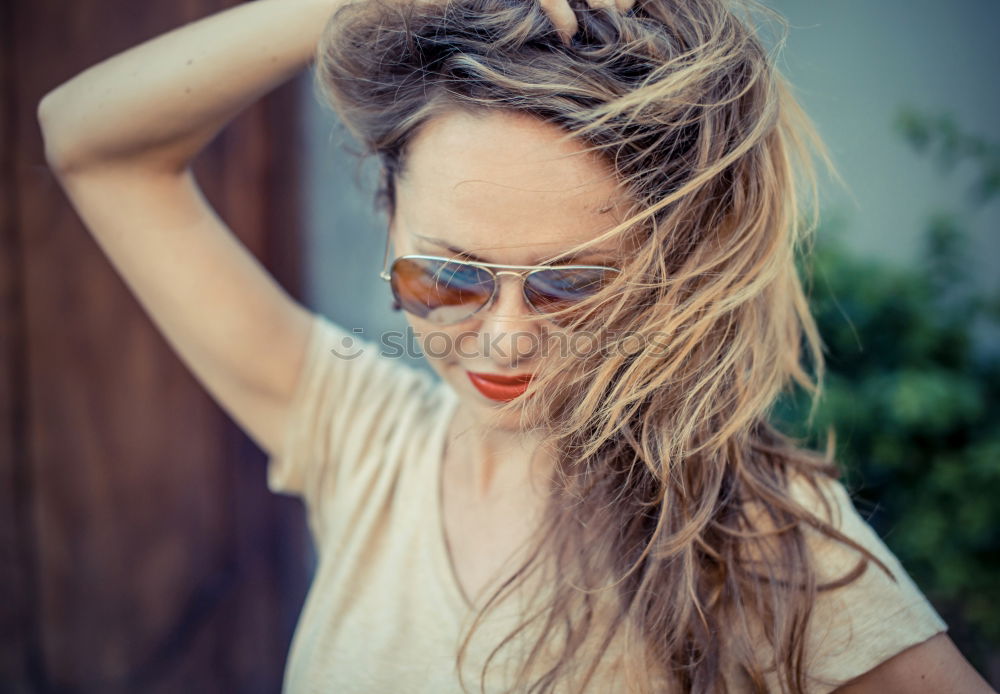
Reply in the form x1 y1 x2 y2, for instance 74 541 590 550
430 385 476 618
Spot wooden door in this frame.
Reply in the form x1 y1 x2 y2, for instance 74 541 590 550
1 2 312 692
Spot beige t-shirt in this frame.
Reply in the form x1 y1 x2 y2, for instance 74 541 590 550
267 311 948 694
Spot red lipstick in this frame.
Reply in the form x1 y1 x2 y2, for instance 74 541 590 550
466 371 534 402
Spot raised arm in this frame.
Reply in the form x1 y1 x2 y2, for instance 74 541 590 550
37 0 347 456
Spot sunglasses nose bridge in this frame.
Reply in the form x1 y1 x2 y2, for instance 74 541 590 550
489 269 533 310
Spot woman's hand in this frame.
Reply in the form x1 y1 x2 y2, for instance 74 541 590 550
537 0 636 45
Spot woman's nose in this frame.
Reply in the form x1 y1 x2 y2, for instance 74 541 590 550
477 273 543 366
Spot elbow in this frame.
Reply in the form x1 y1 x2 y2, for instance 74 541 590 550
37 88 86 176
36 88 60 131
37 89 70 174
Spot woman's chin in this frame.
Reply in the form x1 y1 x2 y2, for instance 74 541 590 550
461 391 528 429
449 380 533 431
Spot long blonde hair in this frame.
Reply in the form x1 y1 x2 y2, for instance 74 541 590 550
314 0 894 691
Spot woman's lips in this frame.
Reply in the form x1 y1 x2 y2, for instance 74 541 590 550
466 371 533 402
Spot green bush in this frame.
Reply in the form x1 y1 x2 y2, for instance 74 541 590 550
772 109 1000 669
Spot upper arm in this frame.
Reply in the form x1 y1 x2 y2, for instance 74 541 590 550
782 474 993 694
48 162 315 456
832 632 995 694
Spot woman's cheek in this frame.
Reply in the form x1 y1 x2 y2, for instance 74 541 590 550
455 329 481 363
407 318 481 367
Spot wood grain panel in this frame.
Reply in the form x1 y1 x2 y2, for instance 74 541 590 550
1 1 311 691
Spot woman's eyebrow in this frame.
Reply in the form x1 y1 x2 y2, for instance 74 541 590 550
413 235 491 262
413 233 616 265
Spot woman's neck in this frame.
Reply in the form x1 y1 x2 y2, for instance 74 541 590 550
446 407 555 504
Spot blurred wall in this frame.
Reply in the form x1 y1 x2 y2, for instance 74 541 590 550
760 0 999 279
298 75 426 373
2 2 311 691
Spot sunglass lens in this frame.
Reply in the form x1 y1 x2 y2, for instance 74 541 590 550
390 257 494 324
524 267 618 324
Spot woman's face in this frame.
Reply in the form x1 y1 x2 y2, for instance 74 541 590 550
389 109 627 431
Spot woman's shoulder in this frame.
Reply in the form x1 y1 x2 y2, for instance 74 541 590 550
784 470 906 582
266 311 451 541
301 311 445 421
783 468 949 692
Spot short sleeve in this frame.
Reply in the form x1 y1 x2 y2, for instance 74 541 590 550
789 474 949 693
266 311 435 545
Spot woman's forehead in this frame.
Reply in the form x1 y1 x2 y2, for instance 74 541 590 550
393 200 631 265
393 191 626 259
408 229 624 266
419 118 615 181
393 110 629 258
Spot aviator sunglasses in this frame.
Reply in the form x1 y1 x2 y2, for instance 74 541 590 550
378 240 622 327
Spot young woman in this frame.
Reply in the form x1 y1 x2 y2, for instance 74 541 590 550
38 0 994 692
